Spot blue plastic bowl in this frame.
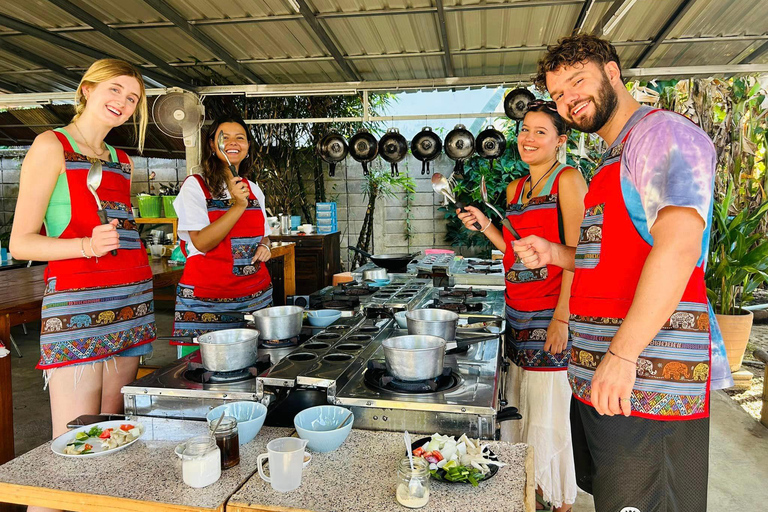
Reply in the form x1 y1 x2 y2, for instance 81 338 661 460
368 278 391 287
206 401 267 445
294 405 353 453
306 310 342 327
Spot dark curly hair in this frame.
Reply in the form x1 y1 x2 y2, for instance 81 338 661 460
525 101 570 136
201 115 254 198
534 34 621 92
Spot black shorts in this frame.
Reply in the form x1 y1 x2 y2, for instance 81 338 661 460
571 399 709 512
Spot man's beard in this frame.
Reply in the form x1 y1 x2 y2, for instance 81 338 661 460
566 72 618 133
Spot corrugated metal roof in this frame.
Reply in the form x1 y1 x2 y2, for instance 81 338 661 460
0 0 767 150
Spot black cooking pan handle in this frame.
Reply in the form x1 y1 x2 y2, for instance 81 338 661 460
96 209 118 256
497 406 522 422
348 245 374 261
454 201 483 231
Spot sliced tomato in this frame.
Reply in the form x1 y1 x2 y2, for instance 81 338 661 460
412 447 425 457
83 444 93 451
120 424 135 431
432 449 444 462
98 428 113 439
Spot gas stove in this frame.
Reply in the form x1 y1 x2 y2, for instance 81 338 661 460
418 286 506 320
309 277 433 318
450 258 505 286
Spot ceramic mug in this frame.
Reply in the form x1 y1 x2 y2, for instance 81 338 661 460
300 224 314 234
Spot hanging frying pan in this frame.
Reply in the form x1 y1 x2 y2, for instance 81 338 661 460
378 128 408 177
410 126 442 175
348 128 379 176
475 126 507 173
443 124 475 179
317 129 348 177
504 88 536 121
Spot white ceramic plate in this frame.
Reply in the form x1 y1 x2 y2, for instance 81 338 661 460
51 421 143 459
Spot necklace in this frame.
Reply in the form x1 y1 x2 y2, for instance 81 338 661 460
525 160 559 199
73 121 107 159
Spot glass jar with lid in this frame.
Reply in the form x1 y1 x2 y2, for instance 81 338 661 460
395 457 430 508
209 415 240 469
181 436 221 488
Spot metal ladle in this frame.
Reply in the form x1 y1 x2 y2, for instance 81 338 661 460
217 131 240 180
85 160 117 256
431 173 482 230
480 175 521 239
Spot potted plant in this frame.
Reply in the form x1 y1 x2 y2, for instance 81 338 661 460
706 182 768 371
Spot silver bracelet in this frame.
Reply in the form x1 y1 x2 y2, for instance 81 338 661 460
258 242 271 251
80 237 91 259
88 237 99 261
480 219 493 233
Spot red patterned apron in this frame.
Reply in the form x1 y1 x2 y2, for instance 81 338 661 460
568 110 711 420
502 165 572 370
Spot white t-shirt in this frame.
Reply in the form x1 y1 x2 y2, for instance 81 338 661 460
174 176 271 257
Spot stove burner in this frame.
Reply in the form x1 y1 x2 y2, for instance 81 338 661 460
316 333 342 342
338 282 376 296
326 325 350 332
439 287 488 298
286 352 317 362
358 326 380 334
322 299 360 310
323 353 354 363
431 300 484 313
364 361 460 393
348 334 373 343
336 343 364 352
303 341 330 350
184 355 271 384
260 335 300 348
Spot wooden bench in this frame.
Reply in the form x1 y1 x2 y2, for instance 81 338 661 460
754 349 768 428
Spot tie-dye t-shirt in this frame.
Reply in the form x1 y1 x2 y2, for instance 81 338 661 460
609 105 733 389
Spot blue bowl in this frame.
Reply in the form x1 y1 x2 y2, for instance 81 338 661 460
294 405 353 453
394 311 408 329
306 310 342 327
368 278 391 287
206 401 267 445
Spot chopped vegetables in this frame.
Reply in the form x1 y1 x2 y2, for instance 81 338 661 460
64 423 141 456
412 433 506 486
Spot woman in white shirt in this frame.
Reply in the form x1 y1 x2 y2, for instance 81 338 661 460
171 115 273 344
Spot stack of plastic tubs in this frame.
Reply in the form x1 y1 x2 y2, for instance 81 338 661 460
315 202 338 233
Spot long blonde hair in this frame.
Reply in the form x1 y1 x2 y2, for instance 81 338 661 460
73 59 148 153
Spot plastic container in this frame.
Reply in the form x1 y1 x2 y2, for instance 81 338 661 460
316 202 337 212
290 216 301 229
162 196 178 218
137 195 161 218
316 225 337 234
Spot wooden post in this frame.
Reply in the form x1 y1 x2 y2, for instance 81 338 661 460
524 445 536 512
754 349 768 428
0 313 14 465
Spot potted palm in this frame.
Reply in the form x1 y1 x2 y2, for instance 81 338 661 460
706 183 768 371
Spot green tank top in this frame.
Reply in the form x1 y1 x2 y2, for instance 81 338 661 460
44 128 117 238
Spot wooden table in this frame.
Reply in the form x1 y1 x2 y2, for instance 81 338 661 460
0 260 184 466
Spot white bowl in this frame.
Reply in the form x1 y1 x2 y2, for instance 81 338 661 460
394 311 408 329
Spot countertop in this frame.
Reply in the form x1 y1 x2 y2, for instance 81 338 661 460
0 422 533 512
0 418 293 512
227 429 533 512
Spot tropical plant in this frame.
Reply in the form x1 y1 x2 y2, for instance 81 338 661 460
706 182 768 315
351 168 415 268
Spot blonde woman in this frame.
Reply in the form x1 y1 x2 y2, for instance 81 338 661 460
10 59 155 468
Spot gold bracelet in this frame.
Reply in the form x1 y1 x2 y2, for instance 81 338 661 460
88 237 99 261
80 237 91 259
607 348 636 365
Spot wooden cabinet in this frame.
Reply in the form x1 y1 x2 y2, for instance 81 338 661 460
269 232 340 295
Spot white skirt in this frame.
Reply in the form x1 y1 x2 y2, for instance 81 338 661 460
500 363 577 508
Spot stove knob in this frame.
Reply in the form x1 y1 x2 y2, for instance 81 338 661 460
382 416 388 421
373 416 379 420
461 407 466 413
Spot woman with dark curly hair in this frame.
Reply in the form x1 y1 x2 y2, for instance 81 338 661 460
171 115 273 343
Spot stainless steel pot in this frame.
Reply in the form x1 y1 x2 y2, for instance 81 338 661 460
196 328 261 372
362 267 388 281
248 305 304 342
381 335 446 381
406 308 459 341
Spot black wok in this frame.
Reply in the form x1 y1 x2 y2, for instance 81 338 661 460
348 246 417 273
